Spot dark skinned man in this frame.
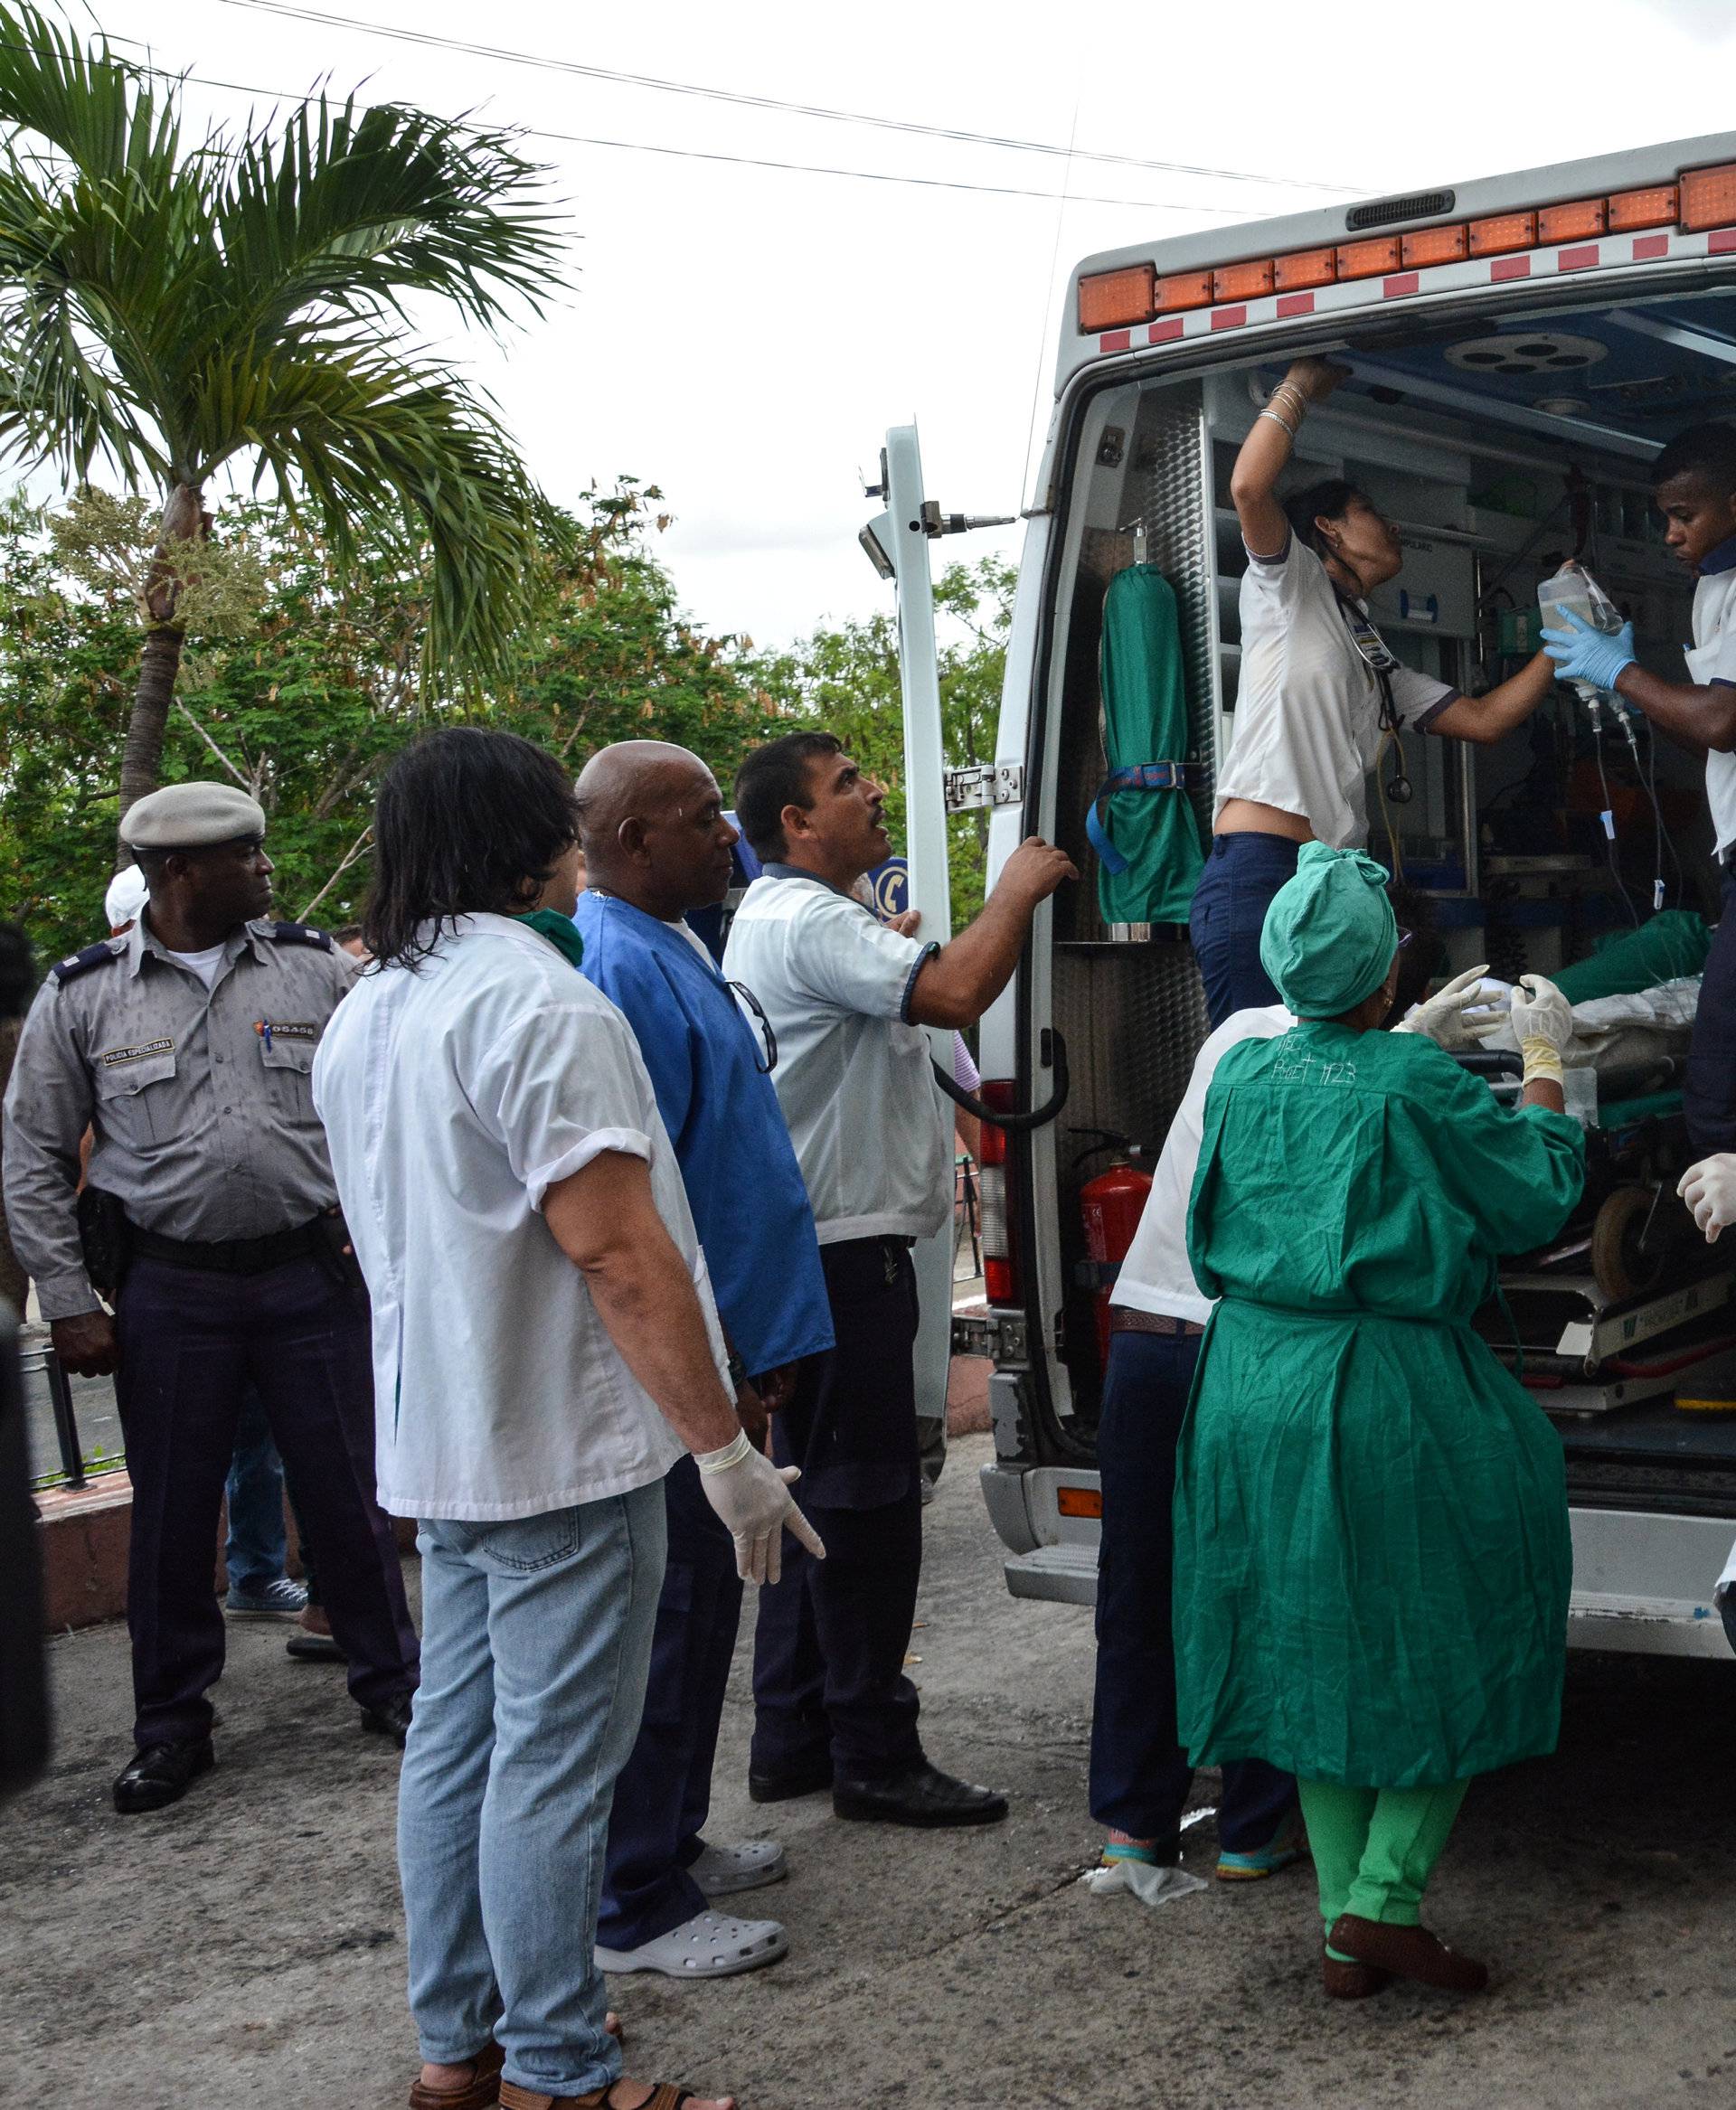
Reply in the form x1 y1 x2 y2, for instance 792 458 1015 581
2 783 419 1812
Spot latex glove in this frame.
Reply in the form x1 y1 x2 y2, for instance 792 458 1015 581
1508 973 1573 1054
1540 608 1636 693
695 1428 826 1584
1679 1154 1736 1244
1394 963 1492 1045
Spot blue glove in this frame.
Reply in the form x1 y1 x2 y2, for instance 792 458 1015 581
1540 607 1636 692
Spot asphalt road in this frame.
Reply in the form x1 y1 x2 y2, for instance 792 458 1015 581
7 1430 1736 2108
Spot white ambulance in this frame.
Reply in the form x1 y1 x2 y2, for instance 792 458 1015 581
961 133 1736 1657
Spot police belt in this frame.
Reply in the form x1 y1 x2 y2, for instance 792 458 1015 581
127 1215 326 1276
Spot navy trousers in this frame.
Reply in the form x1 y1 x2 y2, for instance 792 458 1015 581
750 1238 924 1782
1187 834 1300 1030
1684 864 1736 1156
598 1456 743 1950
1090 1327 1297 1859
113 1254 420 1747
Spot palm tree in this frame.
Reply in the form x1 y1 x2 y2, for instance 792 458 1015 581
0 4 567 830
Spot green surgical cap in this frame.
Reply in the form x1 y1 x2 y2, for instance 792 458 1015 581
1259 842 1398 1017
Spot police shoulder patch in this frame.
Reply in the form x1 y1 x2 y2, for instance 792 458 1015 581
258 919 333 951
51 938 126 984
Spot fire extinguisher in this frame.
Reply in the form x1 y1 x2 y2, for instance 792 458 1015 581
1075 1131 1154 1371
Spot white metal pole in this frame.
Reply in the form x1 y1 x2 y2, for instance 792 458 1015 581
882 424 953 947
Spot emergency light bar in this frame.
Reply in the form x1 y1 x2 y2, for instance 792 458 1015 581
1076 160 1736 332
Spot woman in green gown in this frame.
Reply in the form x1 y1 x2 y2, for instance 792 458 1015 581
1174 843 1585 1998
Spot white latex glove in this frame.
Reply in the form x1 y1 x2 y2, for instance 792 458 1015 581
1508 973 1573 1054
1678 1154 1736 1245
695 1429 826 1584
1394 963 1492 1046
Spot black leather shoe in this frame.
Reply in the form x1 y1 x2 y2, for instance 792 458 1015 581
748 1753 834 1804
833 1759 1008 1828
113 1738 214 1814
360 1692 414 1747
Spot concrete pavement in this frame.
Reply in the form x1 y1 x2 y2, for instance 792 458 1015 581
6 1431 1736 2108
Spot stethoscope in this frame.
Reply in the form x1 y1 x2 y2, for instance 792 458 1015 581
1336 594 1414 805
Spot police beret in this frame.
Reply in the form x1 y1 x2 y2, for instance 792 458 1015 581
122 782 267 851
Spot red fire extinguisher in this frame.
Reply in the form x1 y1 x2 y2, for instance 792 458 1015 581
1078 1137 1154 1371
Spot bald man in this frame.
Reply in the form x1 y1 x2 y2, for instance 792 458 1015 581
573 742 835 1980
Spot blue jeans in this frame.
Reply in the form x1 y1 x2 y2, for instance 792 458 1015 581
224 1386 288 1594
400 1485 665 2095
1188 834 1300 1030
1090 1328 1297 1856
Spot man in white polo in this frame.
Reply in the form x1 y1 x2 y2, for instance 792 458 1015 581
724 730 1072 1829
314 727 817 2110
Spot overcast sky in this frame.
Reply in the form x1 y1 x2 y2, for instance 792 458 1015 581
92 0 1736 645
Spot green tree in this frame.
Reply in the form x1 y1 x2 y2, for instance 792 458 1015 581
0 482 783 962
758 554 1014 930
0 4 564 843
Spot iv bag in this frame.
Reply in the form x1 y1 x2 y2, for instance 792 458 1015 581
1538 562 1624 703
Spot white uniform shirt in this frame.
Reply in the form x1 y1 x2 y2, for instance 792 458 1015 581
1111 1004 1294 1324
1687 565 1736 860
722 870 949 1245
1214 536 1455 848
312 914 714 1521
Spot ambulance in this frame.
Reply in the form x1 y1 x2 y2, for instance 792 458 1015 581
956 132 1736 1657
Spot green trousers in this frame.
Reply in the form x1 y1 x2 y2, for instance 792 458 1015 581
1297 1777 1469 1950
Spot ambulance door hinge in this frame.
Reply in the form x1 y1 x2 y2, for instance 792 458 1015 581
944 763 1024 814
950 1310 1031 1364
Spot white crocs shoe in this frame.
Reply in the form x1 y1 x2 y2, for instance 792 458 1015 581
595 1906 788 1978
690 1837 788 1897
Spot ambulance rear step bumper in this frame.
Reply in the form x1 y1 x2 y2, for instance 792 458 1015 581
1002 1543 1099 1606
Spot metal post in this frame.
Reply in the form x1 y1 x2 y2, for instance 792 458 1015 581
880 425 954 951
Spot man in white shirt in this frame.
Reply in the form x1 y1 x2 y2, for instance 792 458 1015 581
1090 1003 1307 1891
314 728 817 2110
724 730 1073 1828
1542 419 1736 1156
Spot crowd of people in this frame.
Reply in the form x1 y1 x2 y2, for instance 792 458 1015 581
6 385 1736 2106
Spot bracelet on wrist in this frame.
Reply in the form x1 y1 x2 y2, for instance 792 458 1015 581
1258 409 1297 438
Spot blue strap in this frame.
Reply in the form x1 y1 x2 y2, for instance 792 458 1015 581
1085 762 1193 876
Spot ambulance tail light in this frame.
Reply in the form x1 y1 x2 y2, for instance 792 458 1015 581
1272 246 1337 291
1156 268 1214 314
1078 263 1156 333
1467 212 1535 257
1213 259 1275 302
1681 162 1736 232
1401 224 1467 268
1335 235 1401 280
1607 184 1677 232
1538 198 1606 243
976 1081 1023 1308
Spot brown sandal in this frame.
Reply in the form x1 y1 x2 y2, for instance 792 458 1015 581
500 2086 699 2110
410 2041 505 2110
1328 1913 1489 1992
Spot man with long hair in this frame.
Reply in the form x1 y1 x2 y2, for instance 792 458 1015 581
314 727 817 2110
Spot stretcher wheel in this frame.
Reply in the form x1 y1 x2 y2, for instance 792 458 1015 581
1590 1185 1663 1304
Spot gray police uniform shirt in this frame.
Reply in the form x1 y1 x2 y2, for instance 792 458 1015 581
2 915 357 1320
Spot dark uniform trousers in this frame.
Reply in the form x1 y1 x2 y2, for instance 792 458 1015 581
750 1237 924 1783
1684 862 1736 1156
598 1455 742 1950
115 1252 419 1747
1089 1328 1296 1858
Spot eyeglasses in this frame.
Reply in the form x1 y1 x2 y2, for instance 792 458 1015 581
727 980 778 1075
1396 925 1416 951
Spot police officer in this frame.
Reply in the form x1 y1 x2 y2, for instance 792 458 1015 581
2 783 419 1813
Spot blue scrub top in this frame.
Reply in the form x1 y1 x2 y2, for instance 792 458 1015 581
573 890 834 1379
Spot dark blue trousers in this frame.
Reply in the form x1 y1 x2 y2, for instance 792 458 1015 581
1090 1327 1297 1859
1187 834 1300 1031
598 1456 743 1950
1684 864 1736 1156
113 1254 419 1747
750 1239 924 1782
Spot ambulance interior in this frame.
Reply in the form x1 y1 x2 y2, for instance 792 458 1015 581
1039 280 1736 1512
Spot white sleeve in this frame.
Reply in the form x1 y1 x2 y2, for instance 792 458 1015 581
1390 661 1457 731
787 892 934 1022
468 999 655 1210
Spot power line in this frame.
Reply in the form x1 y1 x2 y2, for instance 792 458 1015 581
216 0 1363 197
93 36 1274 216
